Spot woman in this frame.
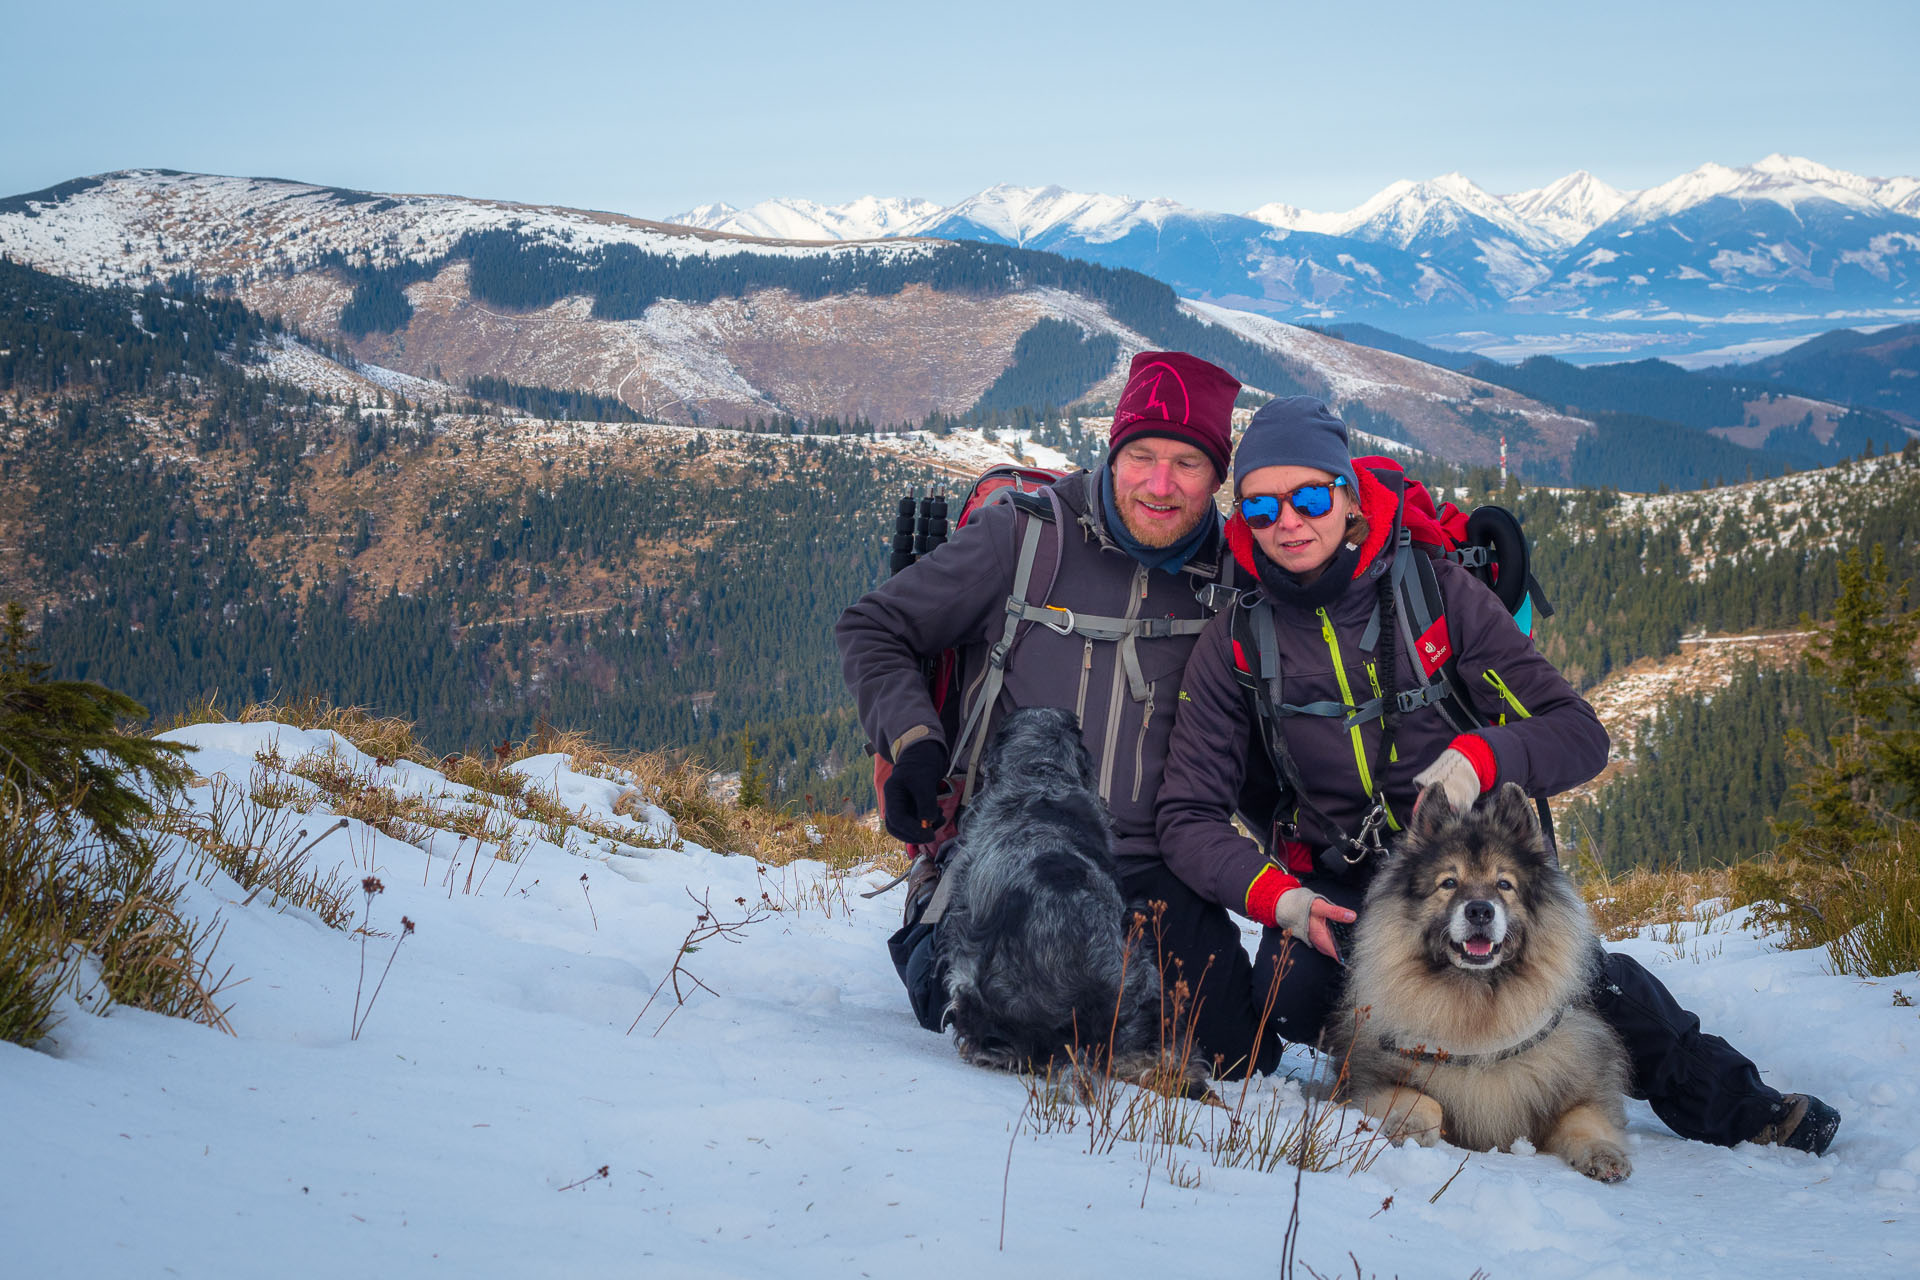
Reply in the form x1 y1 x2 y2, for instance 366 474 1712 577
1152 396 1838 1154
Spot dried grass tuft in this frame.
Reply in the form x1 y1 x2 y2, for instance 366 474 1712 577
237 696 428 764
2 781 236 1044
613 749 733 852
1572 858 1735 942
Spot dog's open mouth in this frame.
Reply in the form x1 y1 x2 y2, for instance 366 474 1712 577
1451 934 1502 966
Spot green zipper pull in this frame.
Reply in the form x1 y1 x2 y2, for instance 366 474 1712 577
1483 668 1533 720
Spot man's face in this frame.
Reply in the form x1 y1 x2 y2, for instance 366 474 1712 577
1109 437 1222 548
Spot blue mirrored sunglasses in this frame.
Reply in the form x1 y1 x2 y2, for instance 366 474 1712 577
1240 478 1347 528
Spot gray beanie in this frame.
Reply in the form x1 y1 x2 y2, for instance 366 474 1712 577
1232 396 1358 497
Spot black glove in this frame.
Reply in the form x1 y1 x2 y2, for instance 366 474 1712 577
883 740 949 844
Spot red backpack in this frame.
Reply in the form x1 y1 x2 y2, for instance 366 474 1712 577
873 464 1066 858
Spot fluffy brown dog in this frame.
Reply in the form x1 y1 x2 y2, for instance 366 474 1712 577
1324 783 1633 1182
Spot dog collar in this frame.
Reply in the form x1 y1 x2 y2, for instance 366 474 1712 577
1380 1007 1565 1067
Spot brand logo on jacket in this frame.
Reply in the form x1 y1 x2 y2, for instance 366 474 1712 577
1417 619 1452 677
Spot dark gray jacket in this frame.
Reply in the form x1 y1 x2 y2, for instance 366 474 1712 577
836 470 1236 871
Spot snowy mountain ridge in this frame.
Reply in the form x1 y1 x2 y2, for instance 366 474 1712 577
672 154 1918 253
0 170 1603 471
663 155 1920 353
0 169 935 293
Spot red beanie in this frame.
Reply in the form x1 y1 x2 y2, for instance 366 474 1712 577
1108 351 1240 479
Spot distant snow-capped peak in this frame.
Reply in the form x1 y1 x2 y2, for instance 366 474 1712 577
666 195 941 241
908 183 1215 246
1331 171 1555 251
662 155 1920 254
1243 200 1345 235
1611 154 1895 227
1501 171 1632 249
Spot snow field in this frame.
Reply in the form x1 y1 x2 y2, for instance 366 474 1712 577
2 721 1916 1278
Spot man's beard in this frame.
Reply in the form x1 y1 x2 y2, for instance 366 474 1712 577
1119 499 1205 548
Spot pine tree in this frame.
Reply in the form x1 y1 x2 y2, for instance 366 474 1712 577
736 726 768 810
0 603 192 851
1781 545 1920 852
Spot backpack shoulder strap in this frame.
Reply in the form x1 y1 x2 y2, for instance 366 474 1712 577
1394 546 1563 854
1230 592 1296 830
1387 538 1484 735
953 486 1066 802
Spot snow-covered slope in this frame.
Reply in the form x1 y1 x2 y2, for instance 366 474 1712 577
0 170 934 292
4 720 1913 1278
899 183 1215 248
1329 172 1557 253
0 171 1604 471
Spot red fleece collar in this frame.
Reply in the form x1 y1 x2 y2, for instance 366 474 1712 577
1227 465 1400 580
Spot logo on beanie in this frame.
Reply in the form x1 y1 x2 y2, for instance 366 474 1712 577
1114 361 1191 429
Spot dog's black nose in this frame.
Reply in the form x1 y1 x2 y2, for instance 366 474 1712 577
1464 900 1496 928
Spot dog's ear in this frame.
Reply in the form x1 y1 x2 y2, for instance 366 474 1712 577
1485 782 1541 850
1410 783 1457 838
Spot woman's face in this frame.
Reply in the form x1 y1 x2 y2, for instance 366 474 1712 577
1240 464 1354 580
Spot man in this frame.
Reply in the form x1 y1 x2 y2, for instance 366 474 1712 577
836 350 1258 1055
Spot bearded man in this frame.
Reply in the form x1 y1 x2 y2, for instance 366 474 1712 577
838 351 1273 1069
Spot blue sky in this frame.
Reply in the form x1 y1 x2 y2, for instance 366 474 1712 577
5 0 1914 218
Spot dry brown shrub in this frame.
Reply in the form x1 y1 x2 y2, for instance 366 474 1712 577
163 693 230 730
1729 828 1920 976
441 753 531 802
726 807 902 876
517 784 665 852
616 749 733 851
159 775 358 930
248 765 318 813
1574 860 1735 942
415 793 522 852
238 697 426 764
282 749 431 846
524 721 613 775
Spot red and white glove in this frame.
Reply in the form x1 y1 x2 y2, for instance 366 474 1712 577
1413 734 1497 814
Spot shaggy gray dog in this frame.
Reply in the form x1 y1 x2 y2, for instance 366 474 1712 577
1324 783 1633 1182
937 707 1180 1083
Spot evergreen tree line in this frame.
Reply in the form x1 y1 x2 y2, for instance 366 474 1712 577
0 256 273 398
1726 322 1920 421
969 318 1120 417
463 375 643 423
1562 663 1843 872
10 363 922 807
1463 353 1907 487
1520 445 1920 688
1467 356 1770 430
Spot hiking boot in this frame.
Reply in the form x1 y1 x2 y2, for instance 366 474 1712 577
1749 1093 1841 1155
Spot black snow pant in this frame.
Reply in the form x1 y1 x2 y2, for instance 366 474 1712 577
888 912 947 1034
1590 949 1786 1146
